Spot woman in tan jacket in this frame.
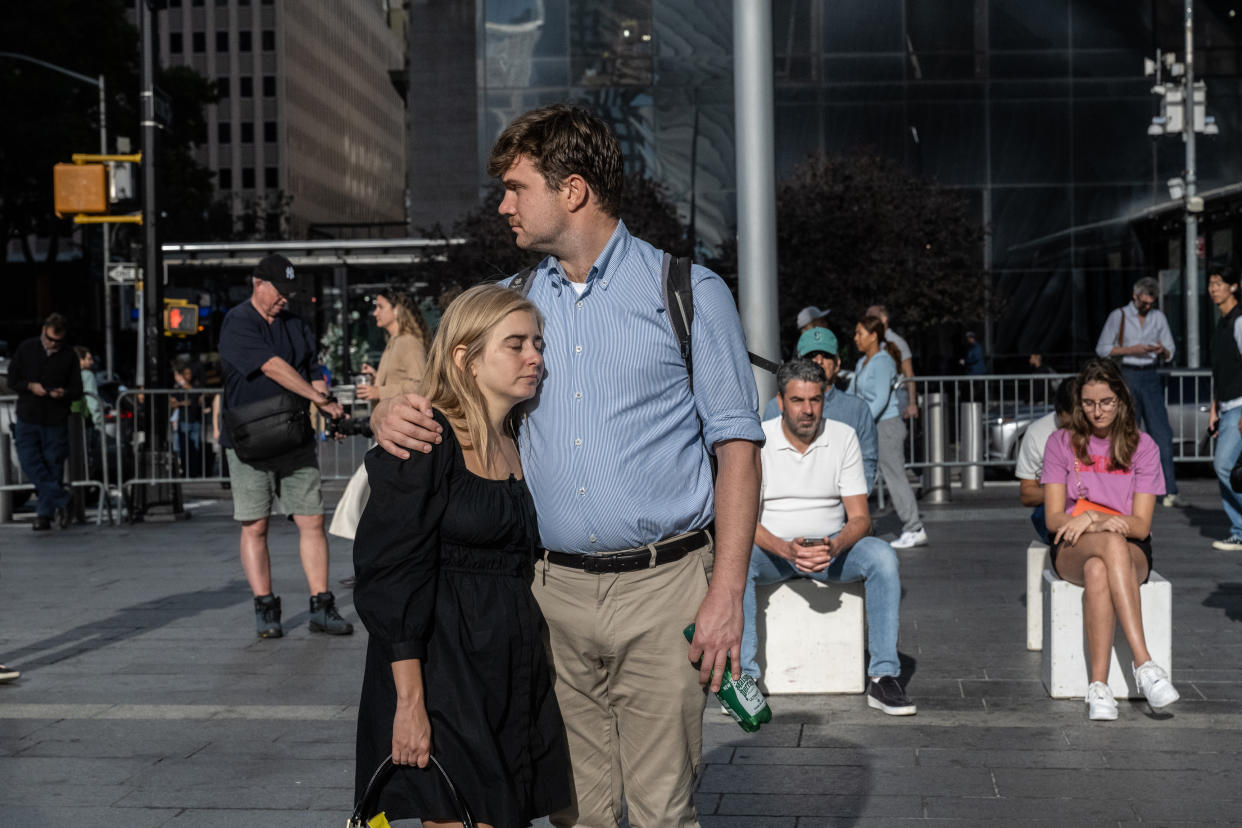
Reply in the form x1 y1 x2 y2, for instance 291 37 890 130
357 287 431 402
331 287 431 542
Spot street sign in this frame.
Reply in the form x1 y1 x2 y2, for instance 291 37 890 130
108 263 138 284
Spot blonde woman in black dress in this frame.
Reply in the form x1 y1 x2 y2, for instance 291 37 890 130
353 284 570 827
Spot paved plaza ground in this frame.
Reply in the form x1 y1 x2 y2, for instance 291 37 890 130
1 472 1241 827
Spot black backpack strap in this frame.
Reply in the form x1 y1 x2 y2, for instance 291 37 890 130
662 252 695 391
509 265 537 296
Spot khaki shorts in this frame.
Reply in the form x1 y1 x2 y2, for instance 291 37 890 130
226 447 324 521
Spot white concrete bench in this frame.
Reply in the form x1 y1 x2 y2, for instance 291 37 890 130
755 579 866 694
1040 568 1173 699
1027 541 1051 650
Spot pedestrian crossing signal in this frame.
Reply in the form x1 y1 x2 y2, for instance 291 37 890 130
163 301 199 336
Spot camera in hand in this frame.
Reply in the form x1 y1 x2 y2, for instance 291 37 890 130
327 415 373 439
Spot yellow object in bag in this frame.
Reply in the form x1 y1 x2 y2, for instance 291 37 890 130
367 813 391 828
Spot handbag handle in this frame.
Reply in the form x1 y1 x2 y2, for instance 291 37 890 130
348 754 476 828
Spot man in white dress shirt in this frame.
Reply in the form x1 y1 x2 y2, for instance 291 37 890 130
1094 277 1181 506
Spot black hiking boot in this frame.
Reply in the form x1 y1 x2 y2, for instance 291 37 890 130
309 591 353 635
254 594 283 639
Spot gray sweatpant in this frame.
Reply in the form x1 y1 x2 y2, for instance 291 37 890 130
877 416 923 534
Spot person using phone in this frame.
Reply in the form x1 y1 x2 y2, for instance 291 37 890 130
5 312 82 530
743 358 916 716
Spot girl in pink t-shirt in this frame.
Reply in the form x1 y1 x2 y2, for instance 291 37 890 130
1041 358 1178 720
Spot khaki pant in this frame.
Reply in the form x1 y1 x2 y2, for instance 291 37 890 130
532 537 713 828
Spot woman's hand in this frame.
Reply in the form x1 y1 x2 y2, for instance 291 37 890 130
392 699 432 768
1090 514 1130 535
1053 512 1095 546
355 383 379 400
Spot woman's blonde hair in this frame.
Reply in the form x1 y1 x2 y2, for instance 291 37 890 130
1068 357 1140 471
423 283 542 469
378 286 432 351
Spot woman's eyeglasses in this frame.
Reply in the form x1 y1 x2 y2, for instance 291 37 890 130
1081 397 1118 412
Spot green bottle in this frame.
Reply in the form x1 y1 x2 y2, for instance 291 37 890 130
683 624 772 733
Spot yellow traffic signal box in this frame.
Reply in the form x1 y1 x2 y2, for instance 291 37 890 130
53 163 107 216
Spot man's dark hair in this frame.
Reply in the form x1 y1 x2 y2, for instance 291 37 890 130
43 313 68 336
1053 376 1077 417
777 358 827 397
487 104 624 218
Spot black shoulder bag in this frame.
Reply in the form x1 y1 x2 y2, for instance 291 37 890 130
223 391 314 463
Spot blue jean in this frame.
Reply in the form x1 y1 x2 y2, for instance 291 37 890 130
1031 504 1050 544
1213 405 1242 538
1122 367 1178 494
14 420 70 517
742 534 902 679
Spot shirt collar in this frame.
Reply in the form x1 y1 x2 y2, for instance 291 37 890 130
543 220 629 296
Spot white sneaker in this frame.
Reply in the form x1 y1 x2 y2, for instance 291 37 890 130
1162 493 1186 507
1212 535 1242 551
1133 660 1180 708
891 529 928 549
1086 681 1118 721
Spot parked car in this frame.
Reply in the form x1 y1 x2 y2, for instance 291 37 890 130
987 372 1214 463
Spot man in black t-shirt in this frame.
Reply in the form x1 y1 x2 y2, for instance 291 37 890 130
219 254 352 639
6 313 82 530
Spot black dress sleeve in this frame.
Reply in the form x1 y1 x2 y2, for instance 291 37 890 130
352 409 456 662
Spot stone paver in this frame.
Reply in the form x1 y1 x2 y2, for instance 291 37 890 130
1 475 1240 826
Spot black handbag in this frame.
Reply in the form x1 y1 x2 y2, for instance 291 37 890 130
348 754 475 828
223 391 314 463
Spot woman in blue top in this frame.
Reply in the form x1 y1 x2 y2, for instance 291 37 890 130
849 315 927 549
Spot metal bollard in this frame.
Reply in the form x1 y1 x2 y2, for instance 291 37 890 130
0 432 11 523
960 401 984 491
922 392 950 503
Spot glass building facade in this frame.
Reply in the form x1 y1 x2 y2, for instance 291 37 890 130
425 0 1242 363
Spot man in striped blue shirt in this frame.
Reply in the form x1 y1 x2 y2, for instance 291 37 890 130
371 105 763 828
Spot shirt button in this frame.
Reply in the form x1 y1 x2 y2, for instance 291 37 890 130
575 391 582 399
576 300 584 308
575 345 583 353
575 438 582 446
578 487 586 496
589 535 597 543
601 280 608 286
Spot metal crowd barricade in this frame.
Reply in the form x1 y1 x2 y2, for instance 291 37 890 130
111 386 374 517
0 392 110 525
900 369 1216 479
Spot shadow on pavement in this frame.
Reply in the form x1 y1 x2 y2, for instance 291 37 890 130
1204 582 1242 622
3 579 251 670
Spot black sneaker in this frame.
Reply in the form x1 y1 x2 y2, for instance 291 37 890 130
867 676 917 716
31 516 52 531
55 507 71 530
308 591 353 635
254 594 283 639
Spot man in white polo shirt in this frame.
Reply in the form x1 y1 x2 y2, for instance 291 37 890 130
741 358 916 715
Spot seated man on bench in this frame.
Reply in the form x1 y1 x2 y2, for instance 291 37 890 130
1017 377 1076 544
742 358 916 716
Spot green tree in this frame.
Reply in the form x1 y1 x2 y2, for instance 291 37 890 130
416 173 692 307
0 0 136 268
773 151 988 343
0 2 221 266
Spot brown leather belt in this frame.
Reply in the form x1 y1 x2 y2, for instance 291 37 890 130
544 529 711 574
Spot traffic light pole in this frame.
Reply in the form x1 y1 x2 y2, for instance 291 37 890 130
140 0 166 449
1183 0 1200 368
